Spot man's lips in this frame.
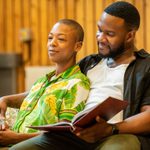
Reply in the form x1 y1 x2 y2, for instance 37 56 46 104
98 45 105 50
98 43 108 50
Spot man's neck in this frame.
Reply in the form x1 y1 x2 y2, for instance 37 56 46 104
107 49 136 68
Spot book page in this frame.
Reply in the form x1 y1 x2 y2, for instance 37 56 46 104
71 107 94 123
27 121 73 131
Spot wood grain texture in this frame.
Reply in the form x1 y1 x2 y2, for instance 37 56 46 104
0 0 149 92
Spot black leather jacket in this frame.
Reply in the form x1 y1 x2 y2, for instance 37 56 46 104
79 49 150 149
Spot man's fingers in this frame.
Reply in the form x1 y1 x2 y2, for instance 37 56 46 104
96 116 105 123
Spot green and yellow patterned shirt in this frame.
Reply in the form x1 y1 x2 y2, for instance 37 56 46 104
12 65 90 133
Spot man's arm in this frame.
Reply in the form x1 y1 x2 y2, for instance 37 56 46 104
75 105 150 143
117 105 150 134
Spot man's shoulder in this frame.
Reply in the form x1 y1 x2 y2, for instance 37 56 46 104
79 54 101 63
78 54 101 74
136 49 150 59
135 49 150 65
130 49 150 73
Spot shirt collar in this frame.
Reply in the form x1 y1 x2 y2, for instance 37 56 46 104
46 64 80 81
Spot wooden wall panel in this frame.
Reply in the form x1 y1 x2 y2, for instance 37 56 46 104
40 0 49 66
135 0 145 50
14 0 25 93
85 0 95 55
145 0 150 52
57 0 66 19
22 0 31 63
6 0 14 51
94 0 104 54
14 0 22 53
0 0 4 51
75 0 86 60
47 0 57 65
66 0 75 19
30 0 40 65
0 0 149 92
104 0 114 8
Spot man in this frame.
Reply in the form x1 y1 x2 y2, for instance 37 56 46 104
77 2 150 150
0 19 90 147
9 1 150 150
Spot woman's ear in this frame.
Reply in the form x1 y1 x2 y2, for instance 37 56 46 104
126 30 136 43
74 41 83 52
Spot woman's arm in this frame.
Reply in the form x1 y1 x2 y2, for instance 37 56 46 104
0 92 28 117
0 129 40 146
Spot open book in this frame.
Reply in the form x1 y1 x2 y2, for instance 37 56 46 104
27 97 128 132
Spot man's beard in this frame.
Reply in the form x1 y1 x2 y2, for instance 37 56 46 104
98 43 125 59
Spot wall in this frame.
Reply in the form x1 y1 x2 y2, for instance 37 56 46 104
0 0 149 92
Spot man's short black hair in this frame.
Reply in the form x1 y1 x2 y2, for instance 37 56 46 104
104 1 140 30
58 19 84 42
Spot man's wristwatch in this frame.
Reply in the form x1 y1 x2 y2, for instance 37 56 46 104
111 124 119 135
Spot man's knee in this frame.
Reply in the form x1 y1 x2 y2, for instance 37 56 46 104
9 133 62 150
0 147 9 150
96 134 141 150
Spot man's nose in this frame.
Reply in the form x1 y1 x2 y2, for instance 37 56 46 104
97 32 107 43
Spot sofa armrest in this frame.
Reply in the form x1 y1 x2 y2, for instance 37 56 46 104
6 107 19 128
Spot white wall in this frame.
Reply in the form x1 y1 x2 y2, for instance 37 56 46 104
25 66 55 91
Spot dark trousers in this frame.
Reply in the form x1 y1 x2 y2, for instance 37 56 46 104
9 132 99 150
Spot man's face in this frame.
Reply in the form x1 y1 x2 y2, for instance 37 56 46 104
96 12 129 58
47 23 80 64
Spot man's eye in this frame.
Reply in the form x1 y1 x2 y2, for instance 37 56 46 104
107 32 115 36
97 30 101 34
96 30 102 37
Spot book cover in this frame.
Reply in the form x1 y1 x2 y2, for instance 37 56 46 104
27 97 128 132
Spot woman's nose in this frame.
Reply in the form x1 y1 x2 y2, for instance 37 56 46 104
48 38 57 47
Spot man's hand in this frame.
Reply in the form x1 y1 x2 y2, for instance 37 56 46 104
75 116 112 143
0 129 19 146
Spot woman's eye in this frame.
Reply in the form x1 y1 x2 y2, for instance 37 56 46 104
58 38 66 41
48 37 53 40
59 38 64 41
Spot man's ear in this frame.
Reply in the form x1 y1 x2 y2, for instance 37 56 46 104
126 30 136 43
74 41 83 52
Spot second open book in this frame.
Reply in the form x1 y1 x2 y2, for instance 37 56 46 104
27 97 128 132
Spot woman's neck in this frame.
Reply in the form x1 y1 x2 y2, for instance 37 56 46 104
55 59 76 76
